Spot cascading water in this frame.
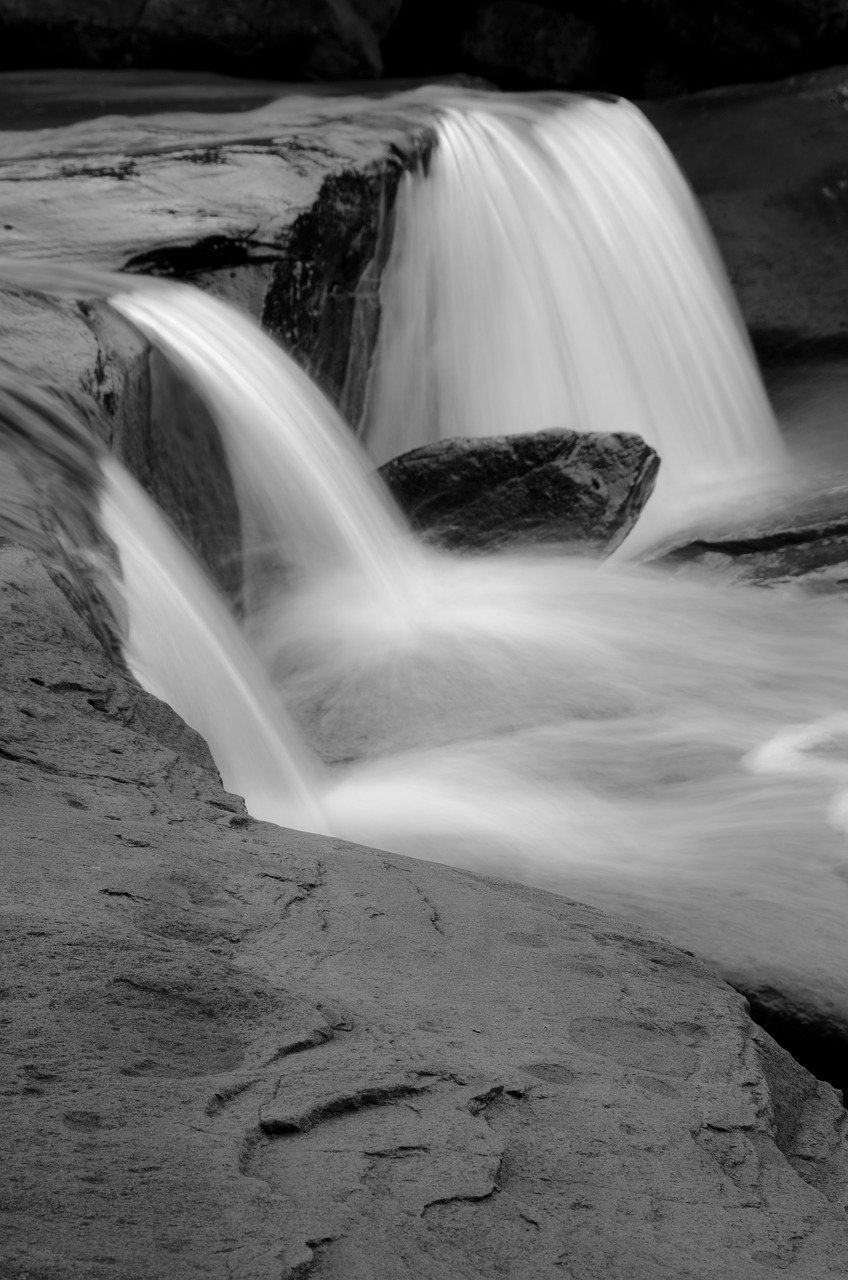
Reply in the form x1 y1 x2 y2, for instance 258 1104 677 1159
2 86 848 1063
84 278 848 1039
361 93 788 554
109 285 416 615
98 456 328 834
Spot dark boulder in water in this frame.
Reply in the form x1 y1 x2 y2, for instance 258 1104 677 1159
378 427 659 554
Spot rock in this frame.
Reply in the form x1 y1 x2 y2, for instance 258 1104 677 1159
3 539 848 1278
642 66 848 358
0 71 435 590
0 0 403 80
379 428 659 554
461 2 601 90
657 485 848 590
383 0 848 99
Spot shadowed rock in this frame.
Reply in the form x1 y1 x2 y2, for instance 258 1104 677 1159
379 427 659 555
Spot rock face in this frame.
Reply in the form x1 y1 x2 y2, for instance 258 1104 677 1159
461 1 601 91
0 73 435 592
3 540 848 1278
379 429 659 555
0 0 403 79
643 67 848 358
383 0 848 97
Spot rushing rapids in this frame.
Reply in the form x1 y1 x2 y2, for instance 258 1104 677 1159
1 88 848 1063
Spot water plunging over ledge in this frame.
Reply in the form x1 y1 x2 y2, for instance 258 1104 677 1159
1 86 848 1086
362 93 788 554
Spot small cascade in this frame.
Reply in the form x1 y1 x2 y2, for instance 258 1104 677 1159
361 93 787 550
99 457 328 833
109 284 417 612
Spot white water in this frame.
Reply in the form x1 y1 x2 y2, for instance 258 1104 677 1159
99 457 327 834
94 273 848 1025
362 95 788 554
110 284 418 612
2 88 847 1026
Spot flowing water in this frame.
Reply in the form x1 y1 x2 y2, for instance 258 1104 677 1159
361 93 788 554
2 89 848 1037
100 275 848 1032
98 457 328 834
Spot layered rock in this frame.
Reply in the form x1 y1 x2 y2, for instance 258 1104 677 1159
3 540 848 1278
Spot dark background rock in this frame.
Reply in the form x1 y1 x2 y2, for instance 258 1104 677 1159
3 0 848 97
379 428 659 555
383 0 848 96
0 0 404 80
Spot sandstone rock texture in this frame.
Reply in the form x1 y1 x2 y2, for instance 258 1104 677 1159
3 540 848 1277
0 0 403 80
379 428 659 555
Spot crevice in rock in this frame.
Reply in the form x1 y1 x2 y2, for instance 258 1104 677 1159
260 1079 432 1136
740 987 848 1103
262 145 433 428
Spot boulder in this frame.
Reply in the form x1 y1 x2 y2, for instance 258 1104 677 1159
378 428 659 554
3 539 848 1278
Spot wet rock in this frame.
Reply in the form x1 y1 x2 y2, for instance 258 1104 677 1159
655 486 848 590
3 540 848 1278
379 427 659 554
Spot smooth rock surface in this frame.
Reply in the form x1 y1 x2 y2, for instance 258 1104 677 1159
643 66 848 356
3 541 848 1278
379 428 659 555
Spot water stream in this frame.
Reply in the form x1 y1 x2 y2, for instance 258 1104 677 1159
2 88 848 1043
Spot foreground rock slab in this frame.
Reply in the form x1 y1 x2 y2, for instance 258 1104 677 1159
3 544 848 1278
379 428 659 555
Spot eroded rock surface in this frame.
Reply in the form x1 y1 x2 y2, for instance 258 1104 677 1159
379 428 659 555
3 547 848 1277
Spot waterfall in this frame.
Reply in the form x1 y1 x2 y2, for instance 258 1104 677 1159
99 457 328 834
361 93 787 552
1 85 846 1027
109 284 417 614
